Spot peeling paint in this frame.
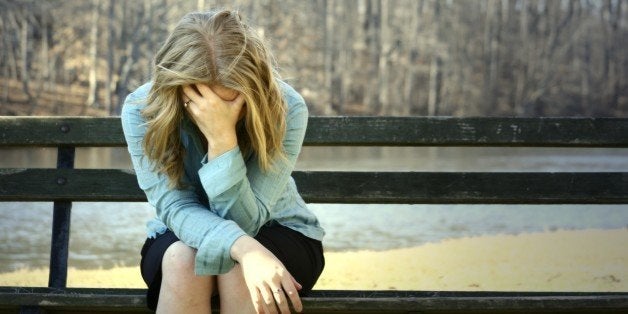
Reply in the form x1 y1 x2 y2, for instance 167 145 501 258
459 123 477 140
510 124 522 141
0 168 27 175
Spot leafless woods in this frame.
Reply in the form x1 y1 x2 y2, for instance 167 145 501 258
0 0 626 117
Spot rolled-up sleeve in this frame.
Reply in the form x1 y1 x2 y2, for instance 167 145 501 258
120 85 245 275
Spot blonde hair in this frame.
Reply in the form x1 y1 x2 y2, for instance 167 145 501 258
142 10 287 188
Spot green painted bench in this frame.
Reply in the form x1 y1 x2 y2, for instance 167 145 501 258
1 116 627 313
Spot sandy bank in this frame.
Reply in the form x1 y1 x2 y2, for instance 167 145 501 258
1 228 626 291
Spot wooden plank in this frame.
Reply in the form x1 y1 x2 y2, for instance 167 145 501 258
294 171 628 204
303 290 628 313
1 288 627 313
0 117 124 147
0 168 141 202
1 169 626 204
305 116 628 147
0 287 146 311
1 117 627 147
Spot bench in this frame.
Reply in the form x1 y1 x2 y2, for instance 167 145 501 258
1 116 627 313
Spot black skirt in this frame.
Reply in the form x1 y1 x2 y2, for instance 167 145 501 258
139 224 325 311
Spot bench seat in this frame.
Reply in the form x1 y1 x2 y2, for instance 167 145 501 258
1 287 627 313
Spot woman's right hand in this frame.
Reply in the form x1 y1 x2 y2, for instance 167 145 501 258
182 84 245 159
231 235 303 313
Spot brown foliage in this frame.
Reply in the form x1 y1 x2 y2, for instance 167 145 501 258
0 0 626 117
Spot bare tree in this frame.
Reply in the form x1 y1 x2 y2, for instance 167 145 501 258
1 0 626 117
86 0 101 109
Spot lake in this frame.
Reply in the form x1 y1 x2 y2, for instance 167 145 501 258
1 146 627 273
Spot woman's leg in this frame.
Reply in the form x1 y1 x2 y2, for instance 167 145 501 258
157 241 216 314
218 225 324 313
218 263 258 314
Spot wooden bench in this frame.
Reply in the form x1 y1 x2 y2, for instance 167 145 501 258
1 116 627 313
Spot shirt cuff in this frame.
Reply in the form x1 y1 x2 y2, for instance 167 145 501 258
194 219 247 275
198 146 247 199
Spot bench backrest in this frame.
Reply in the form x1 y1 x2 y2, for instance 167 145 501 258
1 116 627 288
2 117 627 203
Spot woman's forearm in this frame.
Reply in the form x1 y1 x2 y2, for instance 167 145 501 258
230 234 260 262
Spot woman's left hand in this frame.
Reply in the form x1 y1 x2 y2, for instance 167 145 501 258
231 235 304 313
182 84 245 158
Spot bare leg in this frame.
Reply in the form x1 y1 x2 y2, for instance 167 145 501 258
218 263 259 314
157 241 215 314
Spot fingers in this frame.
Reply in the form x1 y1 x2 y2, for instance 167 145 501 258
182 84 243 113
181 85 204 107
195 83 223 104
282 275 303 313
259 286 279 314
291 274 303 291
250 287 268 314
181 85 203 123
270 286 291 314
249 282 301 314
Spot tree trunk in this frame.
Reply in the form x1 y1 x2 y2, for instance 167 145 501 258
0 17 15 102
581 41 592 115
39 4 50 90
114 1 146 115
337 2 355 114
427 56 442 116
364 0 381 113
377 0 390 115
603 0 621 113
402 1 420 116
18 12 36 114
323 0 335 115
514 0 529 115
482 0 500 114
105 0 116 115
86 0 100 108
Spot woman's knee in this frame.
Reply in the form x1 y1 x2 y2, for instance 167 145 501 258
158 241 214 312
162 241 197 277
160 241 215 296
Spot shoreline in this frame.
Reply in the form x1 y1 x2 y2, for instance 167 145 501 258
1 228 626 291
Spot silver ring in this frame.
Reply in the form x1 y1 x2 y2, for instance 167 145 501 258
273 288 282 294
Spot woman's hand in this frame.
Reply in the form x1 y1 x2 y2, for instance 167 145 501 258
182 84 245 159
231 235 303 313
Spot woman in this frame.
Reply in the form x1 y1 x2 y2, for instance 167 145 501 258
121 9 325 313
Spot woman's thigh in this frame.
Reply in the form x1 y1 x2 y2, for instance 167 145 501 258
139 224 324 309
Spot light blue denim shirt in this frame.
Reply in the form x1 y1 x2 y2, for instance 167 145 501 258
121 80 324 276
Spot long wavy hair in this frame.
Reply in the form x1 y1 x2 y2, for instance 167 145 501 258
142 10 287 188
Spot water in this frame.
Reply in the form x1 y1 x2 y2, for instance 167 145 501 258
1 146 627 273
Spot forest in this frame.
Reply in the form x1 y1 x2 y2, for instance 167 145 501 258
0 0 626 117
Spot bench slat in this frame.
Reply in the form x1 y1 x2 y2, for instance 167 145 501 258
294 171 628 204
306 116 628 147
0 117 124 147
1 288 626 313
1 168 626 204
2 117 627 147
